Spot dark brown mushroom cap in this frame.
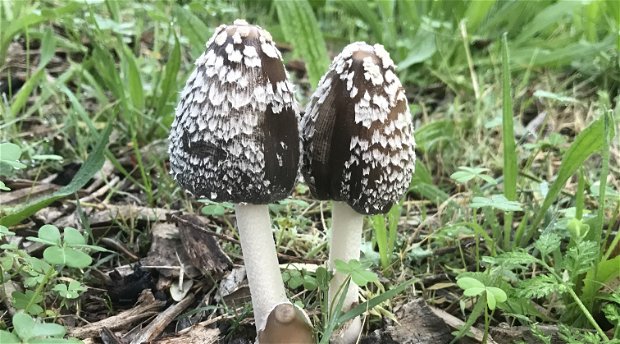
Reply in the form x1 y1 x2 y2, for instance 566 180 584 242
301 42 415 215
169 20 300 204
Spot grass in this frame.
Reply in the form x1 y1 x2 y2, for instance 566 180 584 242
1 0 619 343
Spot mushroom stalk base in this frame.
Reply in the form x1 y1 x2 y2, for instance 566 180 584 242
235 204 289 332
329 201 364 343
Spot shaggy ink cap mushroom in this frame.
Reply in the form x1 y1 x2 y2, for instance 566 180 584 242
169 20 313 343
169 19 300 204
301 42 416 215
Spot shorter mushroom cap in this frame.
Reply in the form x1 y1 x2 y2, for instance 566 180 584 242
169 19 300 204
301 42 415 215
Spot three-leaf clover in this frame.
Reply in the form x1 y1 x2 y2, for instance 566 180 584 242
0 142 27 172
199 200 233 216
457 276 507 311
53 280 86 299
12 290 44 315
451 166 497 185
0 311 77 343
334 259 378 286
283 269 318 290
470 194 523 212
27 225 108 269
0 225 15 239
0 142 27 190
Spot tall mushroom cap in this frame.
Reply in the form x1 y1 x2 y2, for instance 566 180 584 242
169 19 299 204
301 42 415 215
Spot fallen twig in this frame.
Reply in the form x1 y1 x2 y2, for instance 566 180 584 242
130 293 196 344
69 290 165 339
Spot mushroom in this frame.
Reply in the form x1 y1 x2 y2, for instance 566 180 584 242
168 20 313 343
300 42 415 343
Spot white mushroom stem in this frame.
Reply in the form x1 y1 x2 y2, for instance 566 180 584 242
235 203 288 331
328 201 364 343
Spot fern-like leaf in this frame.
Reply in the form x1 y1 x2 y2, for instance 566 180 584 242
517 274 568 299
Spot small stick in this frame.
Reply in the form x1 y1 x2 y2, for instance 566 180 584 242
177 315 228 335
80 176 120 203
69 291 165 338
130 293 196 344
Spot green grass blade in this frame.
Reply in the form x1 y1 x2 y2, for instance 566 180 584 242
8 26 59 116
501 34 517 205
173 5 211 57
409 161 449 205
59 85 97 134
38 28 56 69
610 0 620 54
522 116 606 245
501 34 518 249
320 277 352 344
122 46 145 112
580 255 620 313
397 0 421 35
410 182 449 205
91 45 125 102
21 65 77 119
274 0 329 87
336 277 415 326
592 113 613 243
338 1 383 43
9 69 44 115
377 0 396 46
575 169 585 220
449 294 487 344
387 202 401 256
0 124 112 227
583 1 599 42
155 33 181 117
0 2 80 63
509 38 614 68
397 29 437 69
464 0 496 34
371 214 389 270
467 222 496 256
513 0 584 44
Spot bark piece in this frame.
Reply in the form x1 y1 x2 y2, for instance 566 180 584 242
100 327 124 344
173 214 232 275
386 298 455 344
142 222 200 279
